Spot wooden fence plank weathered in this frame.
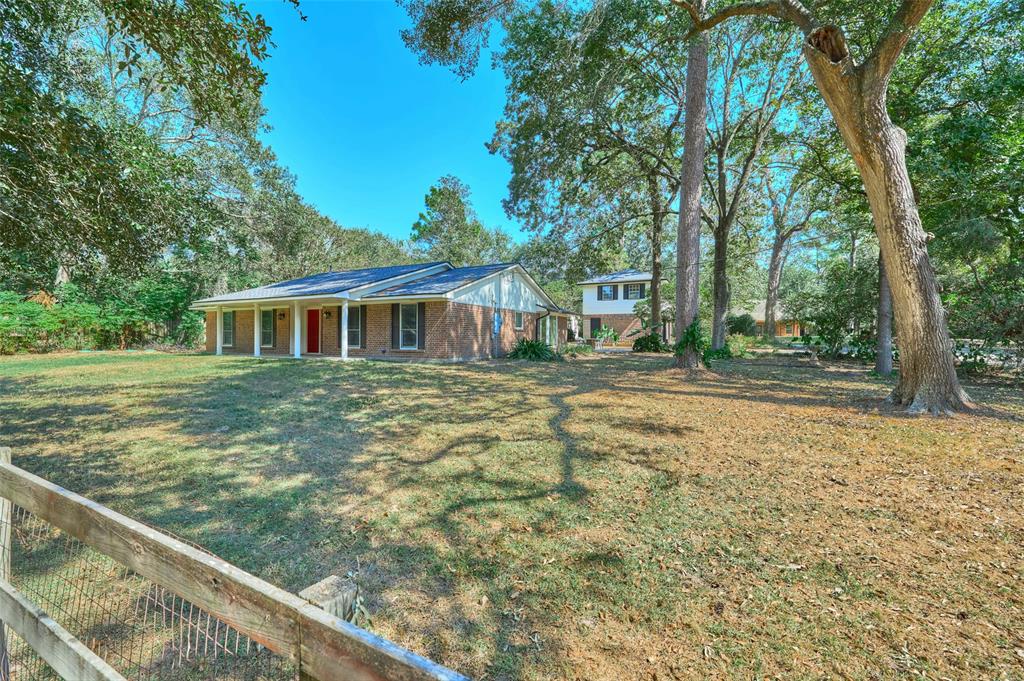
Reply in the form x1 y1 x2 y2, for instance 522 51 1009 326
0 577 126 681
0 462 467 681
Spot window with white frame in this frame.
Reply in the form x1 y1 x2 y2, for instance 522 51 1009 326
597 284 617 301
514 311 524 330
260 309 274 347
222 311 235 347
347 306 361 348
400 304 418 349
624 283 643 300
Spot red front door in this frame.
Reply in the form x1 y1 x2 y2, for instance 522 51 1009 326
306 309 320 353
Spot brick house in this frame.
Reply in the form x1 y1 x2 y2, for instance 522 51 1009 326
733 301 806 338
580 270 671 341
191 262 572 361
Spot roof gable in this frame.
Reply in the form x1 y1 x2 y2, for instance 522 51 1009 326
364 263 515 298
579 269 653 285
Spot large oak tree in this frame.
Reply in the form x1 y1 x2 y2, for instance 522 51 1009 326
674 0 972 413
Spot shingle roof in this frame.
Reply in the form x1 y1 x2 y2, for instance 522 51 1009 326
579 269 653 285
194 262 447 304
364 263 514 298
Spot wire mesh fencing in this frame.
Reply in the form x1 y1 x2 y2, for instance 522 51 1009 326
0 505 296 681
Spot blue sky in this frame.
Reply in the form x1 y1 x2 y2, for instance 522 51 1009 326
255 0 520 242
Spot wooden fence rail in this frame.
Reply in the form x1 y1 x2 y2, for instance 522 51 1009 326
0 577 126 681
0 457 468 681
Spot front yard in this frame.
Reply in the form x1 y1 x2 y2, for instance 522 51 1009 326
0 352 1021 679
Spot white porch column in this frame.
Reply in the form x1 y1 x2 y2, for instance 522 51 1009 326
215 307 223 355
253 304 261 357
293 302 301 358
340 300 349 360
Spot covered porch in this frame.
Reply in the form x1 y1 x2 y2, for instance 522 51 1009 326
204 297 361 360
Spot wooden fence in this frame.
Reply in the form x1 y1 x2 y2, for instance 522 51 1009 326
0 447 468 681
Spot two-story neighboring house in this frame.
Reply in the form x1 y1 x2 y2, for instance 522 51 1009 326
580 269 654 339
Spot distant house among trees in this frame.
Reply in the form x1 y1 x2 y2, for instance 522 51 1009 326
580 270 671 340
732 301 806 338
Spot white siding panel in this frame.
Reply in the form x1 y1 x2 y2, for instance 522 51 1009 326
582 284 648 315
453 271 545 312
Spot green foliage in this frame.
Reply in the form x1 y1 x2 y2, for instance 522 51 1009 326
725 334 753 358
411 175 514 266
784 258 879 357
507 338 562 361
492 0 685 286
726 313 757 336
591 325 619 343
563 342 593 358
632 333 668 353
699 334 751 363
702 346 732 362
0 270 205 354
0 0 289 275
673 320 707 358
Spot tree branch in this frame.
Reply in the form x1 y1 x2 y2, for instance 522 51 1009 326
864 0 936 82
670 0 816 38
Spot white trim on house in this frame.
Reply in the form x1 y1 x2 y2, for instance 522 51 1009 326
259 308 275 348
221 310 235 347
398 303 418 350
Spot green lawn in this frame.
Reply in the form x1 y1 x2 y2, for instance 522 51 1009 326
1 352 1022 680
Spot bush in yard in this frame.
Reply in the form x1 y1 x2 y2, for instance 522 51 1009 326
725 334 753 358
703 345 732 362
592 325 619 344
674 320 708 359
726 313 757 336
564 342 593 358
632 332 668 353
508 338 562 361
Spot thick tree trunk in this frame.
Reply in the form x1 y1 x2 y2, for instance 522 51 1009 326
805 44 970 413
710 226 729 350
764 236 785 341
674 9 708 369
650 209 663 338
875 252 894 375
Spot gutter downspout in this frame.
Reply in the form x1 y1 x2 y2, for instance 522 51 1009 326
535 308 551 345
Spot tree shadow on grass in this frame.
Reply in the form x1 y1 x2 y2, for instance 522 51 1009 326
1 355 611 679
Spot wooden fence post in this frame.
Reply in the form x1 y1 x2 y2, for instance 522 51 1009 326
298 576 360 681
0 446 11 681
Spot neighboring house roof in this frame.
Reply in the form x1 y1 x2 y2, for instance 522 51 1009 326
579 269 653 285
365 263 514 298
540 304 575 315
193 262 447 304
731 301 798 323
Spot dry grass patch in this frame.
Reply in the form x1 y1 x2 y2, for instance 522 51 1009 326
0 352 1022 680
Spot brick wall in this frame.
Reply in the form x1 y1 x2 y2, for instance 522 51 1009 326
226 310 254 354
206 301 549 360
583 313 643 339
205 312 215 352
204 308 292 354
320 307 337 354
341 301 539 361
